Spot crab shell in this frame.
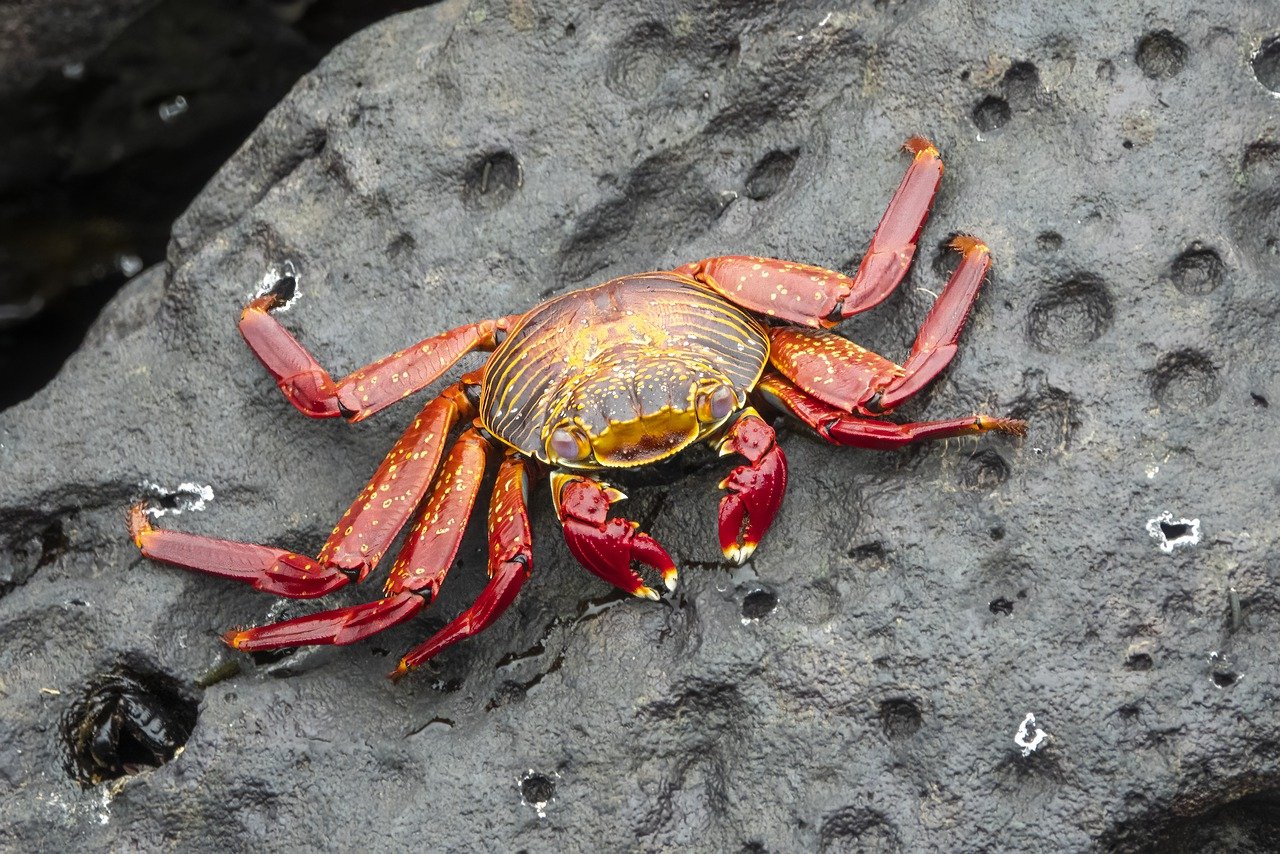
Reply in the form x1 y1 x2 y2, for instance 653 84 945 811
480 274 768 469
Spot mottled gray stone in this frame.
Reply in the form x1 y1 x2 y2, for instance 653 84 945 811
3 0 1280 850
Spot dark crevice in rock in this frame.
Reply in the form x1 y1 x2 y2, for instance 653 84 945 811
61 656 200 786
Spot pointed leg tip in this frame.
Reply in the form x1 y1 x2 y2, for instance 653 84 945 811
949 234 989 256
243 294 282 316
904 136 939 158
1003 418 1029 437
389 661 411 683
222 629 249 650
126 503 152 547
637 586 661 601
980 416 1028 437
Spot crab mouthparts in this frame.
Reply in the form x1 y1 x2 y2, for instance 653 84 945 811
589 410 701 467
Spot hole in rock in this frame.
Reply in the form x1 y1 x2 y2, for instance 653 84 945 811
1002 62 1040 108
464 151 522 207
1036 231 1063 251
961 449 1010 491
820 807 899 851
1211 670 1240 688
931 232 967 278
1136 30 1188 80
878 698 922 739
972 96 1011 132
254 260 298 307
989 597 1014 615
1243 140 1280 186
1125 652 1154 671
62 661 198 786
1026 274 1113 352
1118 788 1280 852
1146 512 1201 554
847 542 886 561
741 586 778 620
521 771 556 805
248 647 296 666
1170 244 1224 295
1253 35 1280 94
1150 350 1220 410
745 148 799 201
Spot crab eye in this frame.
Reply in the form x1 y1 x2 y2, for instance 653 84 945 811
548 425 590 462
697 384 737 423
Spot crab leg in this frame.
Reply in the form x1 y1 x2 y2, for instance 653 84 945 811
391 451 535 679
876 235 990 412
128 383 474 597
716 408 788 564
759 374 1025 448
674 136 942 328
221 428 495 652
240 288 519 421
553 473 677 600
838 136 944 320
767 236 992 415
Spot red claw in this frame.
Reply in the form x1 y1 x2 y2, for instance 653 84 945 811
717 409 787 564
553 474 677 599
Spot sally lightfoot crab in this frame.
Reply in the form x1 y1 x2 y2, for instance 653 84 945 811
129 137 1025 680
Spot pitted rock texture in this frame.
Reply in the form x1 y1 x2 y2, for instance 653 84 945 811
3 0 1280 850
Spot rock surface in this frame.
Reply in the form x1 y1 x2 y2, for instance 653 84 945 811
3 0 1280 850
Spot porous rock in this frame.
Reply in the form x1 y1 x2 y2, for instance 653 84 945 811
2 0 1280 850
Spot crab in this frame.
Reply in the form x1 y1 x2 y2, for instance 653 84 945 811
129 137 1025 680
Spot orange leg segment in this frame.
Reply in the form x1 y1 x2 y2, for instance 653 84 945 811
767 236 992 415
674 136 943 329
129 382 474 597
384 427 495 599
392 451 535 679
759 374 1025 449
129 504 350 598
876 235 990 412
239 288 518 421
837 136 944 321
221 428 497 653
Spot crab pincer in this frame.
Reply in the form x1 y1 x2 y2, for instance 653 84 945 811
553 474 678 599
717 410 788 564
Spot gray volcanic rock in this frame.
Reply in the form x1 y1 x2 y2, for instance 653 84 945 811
3 0 1280 850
